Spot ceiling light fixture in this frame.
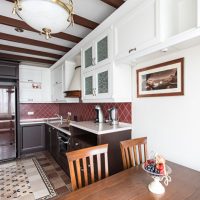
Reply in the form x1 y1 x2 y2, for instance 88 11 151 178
12 0 74 39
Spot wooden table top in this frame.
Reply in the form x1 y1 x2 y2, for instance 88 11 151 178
58 161 200 200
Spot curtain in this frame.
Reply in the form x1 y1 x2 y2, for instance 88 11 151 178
0 89 8 114
0 88 15 115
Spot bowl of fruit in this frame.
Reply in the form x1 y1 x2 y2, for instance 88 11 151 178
142 154 172 195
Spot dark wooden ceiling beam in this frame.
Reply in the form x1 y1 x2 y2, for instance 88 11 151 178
101 0 124 8
73 15 99 29
0 44 62 59
0 53 55 64
5 0 99 30
0 33 70 52
0 15 82 43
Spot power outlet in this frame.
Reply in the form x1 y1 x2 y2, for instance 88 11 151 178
28 112 34 115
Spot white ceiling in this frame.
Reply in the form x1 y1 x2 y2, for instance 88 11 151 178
0 0 117 66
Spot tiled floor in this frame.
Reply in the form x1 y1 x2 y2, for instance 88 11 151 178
1 151 71 200
21 151 71 199
0 131 16 160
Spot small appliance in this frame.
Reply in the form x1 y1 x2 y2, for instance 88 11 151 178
108 107 119 125
95 105 104 123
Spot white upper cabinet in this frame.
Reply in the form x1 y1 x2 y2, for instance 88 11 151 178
51 61 79 103
114 0 160 60
19 68 42 83
19 65 51 103
82 64 112 101
160 0 198 40
82 63 132 103
82 28 113 73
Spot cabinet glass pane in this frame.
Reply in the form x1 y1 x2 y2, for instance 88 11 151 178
97 36 108 63
85 47 93 68
98 71 108 94
85 76 93 95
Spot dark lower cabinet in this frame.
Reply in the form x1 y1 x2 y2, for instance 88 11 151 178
45 124 131 176
21 124 45 154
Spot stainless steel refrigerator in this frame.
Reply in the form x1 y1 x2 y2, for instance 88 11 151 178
0 84 16 161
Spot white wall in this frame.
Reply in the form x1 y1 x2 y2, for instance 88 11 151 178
132 44 200 171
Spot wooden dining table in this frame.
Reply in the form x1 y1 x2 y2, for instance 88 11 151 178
58 161 200 200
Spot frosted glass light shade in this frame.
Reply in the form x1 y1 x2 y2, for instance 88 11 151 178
17 0 71 34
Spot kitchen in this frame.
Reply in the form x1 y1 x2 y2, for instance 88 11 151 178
0 0 200 199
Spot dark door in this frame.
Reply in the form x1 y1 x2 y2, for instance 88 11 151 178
0 84 16 161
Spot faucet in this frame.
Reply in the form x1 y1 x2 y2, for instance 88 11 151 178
55 114 63 123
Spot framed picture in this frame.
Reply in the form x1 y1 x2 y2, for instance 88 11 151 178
136 58 184 97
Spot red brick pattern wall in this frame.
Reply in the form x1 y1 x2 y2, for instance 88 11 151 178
59 103 132 123
20 102 132 123
20 103 59 119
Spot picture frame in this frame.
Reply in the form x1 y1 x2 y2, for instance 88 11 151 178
136 58 184 97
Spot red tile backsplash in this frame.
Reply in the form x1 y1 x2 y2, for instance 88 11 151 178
59 103 132 123
20 102 132 123
20 103 59 119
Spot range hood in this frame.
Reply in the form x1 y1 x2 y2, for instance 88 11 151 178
64 66 81 98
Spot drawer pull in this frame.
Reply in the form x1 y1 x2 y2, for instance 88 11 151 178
129 48 137 54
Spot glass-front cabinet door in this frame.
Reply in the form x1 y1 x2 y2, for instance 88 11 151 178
83 72 95 99
95 30 111 67
95 65 111 99
97 36 108 63
82 44 94 72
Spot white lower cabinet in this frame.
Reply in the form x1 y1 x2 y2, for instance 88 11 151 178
82 64 131 103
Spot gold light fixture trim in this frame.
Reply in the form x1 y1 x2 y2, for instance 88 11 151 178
12 0 74 39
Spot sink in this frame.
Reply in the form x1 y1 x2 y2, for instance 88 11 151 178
61 126 70 131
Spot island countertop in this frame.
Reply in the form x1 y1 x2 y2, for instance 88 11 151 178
70 121 132 135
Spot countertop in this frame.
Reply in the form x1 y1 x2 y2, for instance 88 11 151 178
70 121 132 135
20 118 132 135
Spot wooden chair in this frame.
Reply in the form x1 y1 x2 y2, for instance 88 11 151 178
120 137 147 169
66 144 109 191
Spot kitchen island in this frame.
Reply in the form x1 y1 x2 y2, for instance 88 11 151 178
69 121 132 175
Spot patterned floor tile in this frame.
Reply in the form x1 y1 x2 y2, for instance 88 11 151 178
0 151 71 200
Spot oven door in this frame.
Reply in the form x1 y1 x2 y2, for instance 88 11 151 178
57 132 70 154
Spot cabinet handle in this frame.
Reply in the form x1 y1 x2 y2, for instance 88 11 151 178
28 80 33 82
75 142 79 146
92 58 96 66
92 88 95 96
28 99 33 101
94 88 96 96
129 48 137 54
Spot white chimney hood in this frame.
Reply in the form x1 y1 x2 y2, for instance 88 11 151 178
64 54 81 98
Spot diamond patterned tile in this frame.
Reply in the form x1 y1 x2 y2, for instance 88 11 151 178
20 102 132 123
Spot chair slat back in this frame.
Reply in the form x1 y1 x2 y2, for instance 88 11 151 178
66 144 109 191
120 137 147 169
